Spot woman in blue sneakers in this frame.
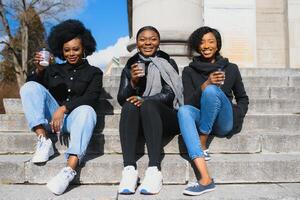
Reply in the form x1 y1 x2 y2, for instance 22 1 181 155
177 26 249 196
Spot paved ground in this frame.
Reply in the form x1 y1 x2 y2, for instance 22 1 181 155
1 183 300 200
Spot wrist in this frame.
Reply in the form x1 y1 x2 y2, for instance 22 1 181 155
201 81 210 91
61 105 68 114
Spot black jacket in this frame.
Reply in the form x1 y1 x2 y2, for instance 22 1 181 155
182 56 249 135
26 60 103 113
117 51 179 108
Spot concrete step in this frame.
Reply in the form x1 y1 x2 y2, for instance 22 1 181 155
118 183 300 200
1 130 300 155
109 67 300 77
99 85 300 100
54 84 296 101
4 98 300 115
248 99 300 113
103 76 300 87
1 113 300 132
1 183 300 200
102 86 300 100
0 185 117 200
1 154 300 184
2 98 121 115
246 86 300 99
239 68 300 77
3 98 120 115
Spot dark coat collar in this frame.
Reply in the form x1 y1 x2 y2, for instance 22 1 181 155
63 60 90 70
189 55 229 75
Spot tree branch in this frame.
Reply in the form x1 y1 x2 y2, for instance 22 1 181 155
36 3 63 16
0 0 13 40
0 40 19 60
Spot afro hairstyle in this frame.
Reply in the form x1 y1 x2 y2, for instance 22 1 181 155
47 19 96 60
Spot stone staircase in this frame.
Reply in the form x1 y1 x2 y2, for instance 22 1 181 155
1 66 300 200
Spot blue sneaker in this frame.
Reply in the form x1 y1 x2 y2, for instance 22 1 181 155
183 179 215 196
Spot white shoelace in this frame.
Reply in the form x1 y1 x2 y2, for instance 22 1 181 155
35 135 46 150
187 181 199 187
61 168 76 180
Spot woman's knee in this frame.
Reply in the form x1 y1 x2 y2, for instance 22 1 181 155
121 101 139 113
178 105 192 117
140 99 159 114
72 105 96 122
177 105 198 120
19 81 43 96
202 85 219 97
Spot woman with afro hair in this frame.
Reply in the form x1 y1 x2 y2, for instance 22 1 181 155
20 19 103 195
177 26 248 196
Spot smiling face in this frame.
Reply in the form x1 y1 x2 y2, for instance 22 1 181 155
137 29 160 57
63 38 84 65
198 32 218 63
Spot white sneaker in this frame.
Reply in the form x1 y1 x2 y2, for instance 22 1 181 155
139 166 163 195
31 135 54 163
118 165 139 194
47 167 76 195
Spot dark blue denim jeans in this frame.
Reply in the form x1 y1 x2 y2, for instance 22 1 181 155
177 85 233 159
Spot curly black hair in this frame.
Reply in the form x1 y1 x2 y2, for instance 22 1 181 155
47 19 96 60
136 26 160 41
187 26 222 58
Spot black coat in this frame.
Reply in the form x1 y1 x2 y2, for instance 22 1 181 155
26 60 103 113
117 50 179 108
182 56 249 136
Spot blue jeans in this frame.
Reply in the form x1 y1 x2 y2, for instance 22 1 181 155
20 81 97 161
177 85 233 160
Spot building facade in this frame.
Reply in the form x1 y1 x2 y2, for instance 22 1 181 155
127 0 300 68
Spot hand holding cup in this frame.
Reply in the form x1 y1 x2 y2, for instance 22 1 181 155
130 62 145 87
33 49 51 73
208 69 225 86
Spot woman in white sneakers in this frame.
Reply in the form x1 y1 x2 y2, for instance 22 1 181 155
117 26 183 195
20 19 102 195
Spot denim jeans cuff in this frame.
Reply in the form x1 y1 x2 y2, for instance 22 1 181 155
199 128 210 135
190 154 205 160
29 119 49 131
65 152 85 164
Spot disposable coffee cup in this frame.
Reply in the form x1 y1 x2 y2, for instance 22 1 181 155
137 61 145 77
39 48 50 67
218 68 225 85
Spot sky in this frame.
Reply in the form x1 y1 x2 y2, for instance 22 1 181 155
71 0 130 70
0 0 130 70
75 0 129 50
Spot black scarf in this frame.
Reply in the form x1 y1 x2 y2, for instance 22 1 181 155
189 55 229 79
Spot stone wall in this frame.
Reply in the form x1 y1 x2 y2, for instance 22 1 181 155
203 0 256 68
128 0 299 68
288 0 300 68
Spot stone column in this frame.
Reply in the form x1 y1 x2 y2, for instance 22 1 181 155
127 0 203 58
288 0 300 69
256 0 289 68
